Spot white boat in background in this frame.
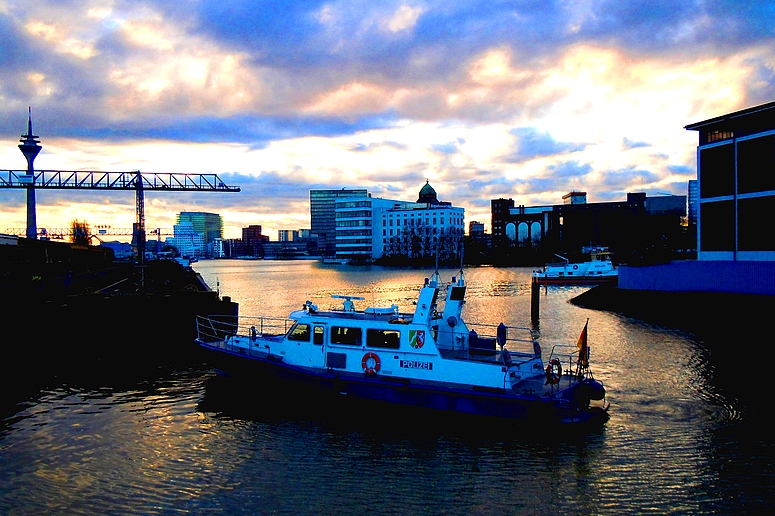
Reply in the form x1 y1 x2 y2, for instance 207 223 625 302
196 267 609 425
533 247 618 285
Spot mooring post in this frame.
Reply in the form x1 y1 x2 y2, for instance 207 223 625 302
531 276 540 323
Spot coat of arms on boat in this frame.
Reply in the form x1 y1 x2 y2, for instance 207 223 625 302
409 329 425 349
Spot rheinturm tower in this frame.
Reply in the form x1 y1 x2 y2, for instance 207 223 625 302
18 108 42 240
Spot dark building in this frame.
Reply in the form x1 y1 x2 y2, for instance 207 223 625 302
685 100 775 261
491 192 687 265
241 225 270 257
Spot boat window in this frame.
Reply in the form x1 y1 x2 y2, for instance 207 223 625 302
288 323 311 341
330 326 362 346
366 329 400 349
313 326 325 345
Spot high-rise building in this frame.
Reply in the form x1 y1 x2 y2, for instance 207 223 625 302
687 180 698 226
242 225 269 257
173 212 223 258
176 212 223 244
310 188 368 257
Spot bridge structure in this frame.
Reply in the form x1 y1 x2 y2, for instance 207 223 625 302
2 226 174 245
0 111 240 263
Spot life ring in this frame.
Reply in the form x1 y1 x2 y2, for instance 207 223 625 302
572 264 579 270
362 352 381 375
545 358 562 385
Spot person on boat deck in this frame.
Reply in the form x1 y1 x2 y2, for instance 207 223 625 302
343 299 354 311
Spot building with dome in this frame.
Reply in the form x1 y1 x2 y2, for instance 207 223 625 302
333 181 465 263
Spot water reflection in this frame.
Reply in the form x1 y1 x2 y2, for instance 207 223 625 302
1 260 773 515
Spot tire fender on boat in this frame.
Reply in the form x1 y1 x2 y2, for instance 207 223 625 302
545 358 562 385
572 264 579 270
362 352 381 375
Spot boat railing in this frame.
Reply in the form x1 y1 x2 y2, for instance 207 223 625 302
195 314 239 342
236 315 295 338
438 323 539 359
547 344 585 376
196 314 294 342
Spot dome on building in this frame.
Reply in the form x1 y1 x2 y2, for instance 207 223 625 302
417 180 439 204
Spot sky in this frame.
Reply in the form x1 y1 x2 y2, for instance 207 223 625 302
1 0 774 241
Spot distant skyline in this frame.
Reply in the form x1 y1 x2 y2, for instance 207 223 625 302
1 1 774 241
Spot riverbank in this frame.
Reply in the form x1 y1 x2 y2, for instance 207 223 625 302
571 283 774 343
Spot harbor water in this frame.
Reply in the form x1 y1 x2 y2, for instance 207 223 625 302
1 260 773 515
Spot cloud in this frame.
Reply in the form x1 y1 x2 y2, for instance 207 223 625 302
505 128 587 162
622 137 650 149
1 0 774 239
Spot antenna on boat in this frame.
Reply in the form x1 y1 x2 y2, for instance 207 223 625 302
457 241 465 282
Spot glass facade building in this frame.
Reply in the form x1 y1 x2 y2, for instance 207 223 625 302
310 189 368 257
176 212 223 245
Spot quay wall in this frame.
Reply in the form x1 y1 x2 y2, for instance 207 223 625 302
618 260 775 296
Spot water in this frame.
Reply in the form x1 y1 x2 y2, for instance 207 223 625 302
2 260 772 515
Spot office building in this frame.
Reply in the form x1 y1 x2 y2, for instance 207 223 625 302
176 212 223 245
335 181 465 262
310 188 368 257
171 222 206 258
685 101 775 261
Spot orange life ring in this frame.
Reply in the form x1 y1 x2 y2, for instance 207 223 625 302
362 352 381 375
545 358 562 385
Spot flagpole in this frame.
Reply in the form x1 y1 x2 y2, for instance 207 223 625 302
576 318 589 376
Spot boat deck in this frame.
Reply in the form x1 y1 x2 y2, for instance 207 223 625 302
511 375 578 397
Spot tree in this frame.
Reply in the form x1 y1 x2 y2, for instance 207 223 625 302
70 220 90 245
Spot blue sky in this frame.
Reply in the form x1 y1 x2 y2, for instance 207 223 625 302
1 0 774 240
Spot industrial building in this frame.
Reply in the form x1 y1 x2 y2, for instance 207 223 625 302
491 191 689 265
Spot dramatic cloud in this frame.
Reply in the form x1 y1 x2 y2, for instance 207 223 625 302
1 0 773 239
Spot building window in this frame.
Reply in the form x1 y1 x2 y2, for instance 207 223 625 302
700 200 735 251
707 130 734 143
738 135 775 194
739 196 775 251
700 144 735 198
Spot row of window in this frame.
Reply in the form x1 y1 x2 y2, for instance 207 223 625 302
336 220 372 227
700 195 775 251
336 229 372 237
707 130 735 143
288 324 401 349
336 211 372 219
337 201 372 208
700 135 775 198
385 218 447 226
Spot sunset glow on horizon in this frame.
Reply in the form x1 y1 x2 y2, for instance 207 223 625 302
1 1 773 240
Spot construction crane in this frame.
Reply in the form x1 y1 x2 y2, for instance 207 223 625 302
0 111 240 264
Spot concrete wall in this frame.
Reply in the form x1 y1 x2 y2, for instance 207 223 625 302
619 260 775 296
